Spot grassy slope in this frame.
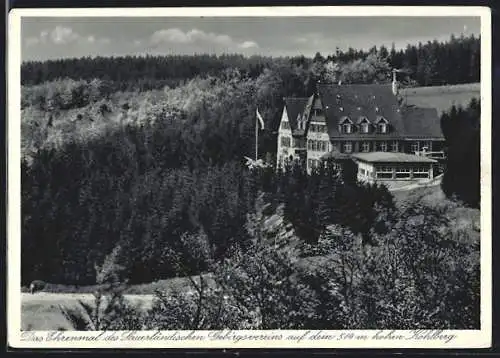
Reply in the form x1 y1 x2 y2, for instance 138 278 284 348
401 83 480 114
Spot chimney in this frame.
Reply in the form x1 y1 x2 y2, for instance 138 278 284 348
392 69 399 96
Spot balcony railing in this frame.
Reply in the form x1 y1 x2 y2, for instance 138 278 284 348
414 150 446 160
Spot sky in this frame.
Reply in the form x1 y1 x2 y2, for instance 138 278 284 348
21 16 481 62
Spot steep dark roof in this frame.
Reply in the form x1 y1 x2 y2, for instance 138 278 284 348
318 84 405 140
352 152 437 163
400 106 444 139
282 84 445 140
284 97 309 132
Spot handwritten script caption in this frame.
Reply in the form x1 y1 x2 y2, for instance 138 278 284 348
21 329 457 344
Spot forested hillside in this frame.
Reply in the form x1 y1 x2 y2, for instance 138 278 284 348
20 34 481 329
22 34 479 88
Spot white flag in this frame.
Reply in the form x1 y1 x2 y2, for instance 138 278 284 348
256 109 265 130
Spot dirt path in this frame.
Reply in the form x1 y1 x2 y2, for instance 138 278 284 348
21 292 160 330
22 292 156 306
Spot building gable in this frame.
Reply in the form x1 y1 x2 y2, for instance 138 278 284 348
283 97 310 134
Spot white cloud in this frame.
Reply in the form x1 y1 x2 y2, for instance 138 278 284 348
51 26 79 45
238 41 259 49
25 26 110 47
150 28 258 50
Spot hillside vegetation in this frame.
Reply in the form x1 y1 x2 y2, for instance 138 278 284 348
20 35 481 330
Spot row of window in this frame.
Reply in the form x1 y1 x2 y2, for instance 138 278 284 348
280 136 308 149
283 136 432 154
281 121 388 134
307 139 329 152
307 159 321 169
410 141 432 153
309 123 328 133
339 141 398 153
373 166 431 179
281 121 291 130
340 122 387 134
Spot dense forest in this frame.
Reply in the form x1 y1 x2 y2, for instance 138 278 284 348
441 98 481 208
21 34 480 89
20 34 481 329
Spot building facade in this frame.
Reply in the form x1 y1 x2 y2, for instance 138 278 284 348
352 152 437 190
276 79 445 174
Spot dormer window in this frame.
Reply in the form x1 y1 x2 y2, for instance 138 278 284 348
357 116 371 134
296 114 304 130
376 116 389 134
339 116 353 134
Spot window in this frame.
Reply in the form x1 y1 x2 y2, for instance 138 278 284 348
413 166 430 179
281 136 291 148
395 167 411 179
379 141 388 152
343 142 353 153
360 168 366 176
310 123 326 133
411 141 420 153
313 108 323 117
308 140 327 152
376 116 388 133
361 141 370 152
391 141 399 152
376 166 393 179
339 117 353 134
281 121 290 130
342 123 352 133
421 141 431 152
308 159 319 169
358 117 370 133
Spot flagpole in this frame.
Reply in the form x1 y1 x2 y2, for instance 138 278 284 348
255 114 258 161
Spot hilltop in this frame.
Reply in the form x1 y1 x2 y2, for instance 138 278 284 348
401 82 480 114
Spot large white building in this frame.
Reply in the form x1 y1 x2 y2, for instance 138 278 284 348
276 78 445 176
